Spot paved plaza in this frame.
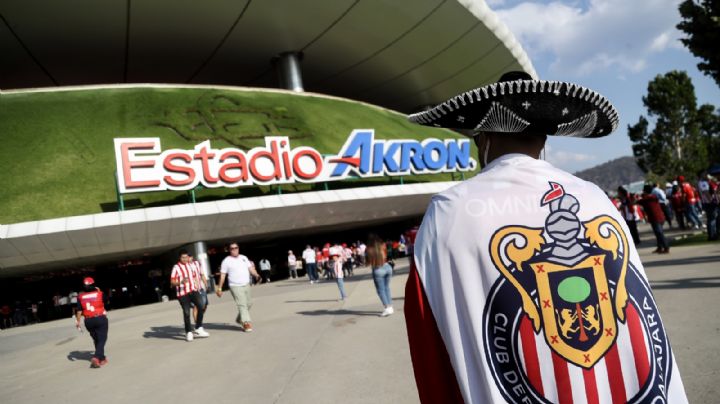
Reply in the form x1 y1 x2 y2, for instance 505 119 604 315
1 225 718 404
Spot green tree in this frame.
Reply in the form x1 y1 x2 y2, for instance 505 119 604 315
629 71 715 179
677 0 720 87
696 103 720 163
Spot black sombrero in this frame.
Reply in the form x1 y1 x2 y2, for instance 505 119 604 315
408 71 619 138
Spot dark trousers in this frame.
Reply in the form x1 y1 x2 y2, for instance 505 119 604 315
626 220 641 244
705 203 719 240
261 270 271 283
85 315 108 361
306 263 318 281
650 221 669 250
178 292 204 333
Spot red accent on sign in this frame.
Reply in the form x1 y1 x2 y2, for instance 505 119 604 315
194 146 218 183
520 316 544 395
163 152 195 187
218 151 248 183
584 354 591 363
550 335 559 344
600 292 609 301
605 328 614 337
593 257 601 266
293 150 323 180
329 157 361 167
119 142 161 189
543 300 551 308
536 264 545 273
249 141 283 181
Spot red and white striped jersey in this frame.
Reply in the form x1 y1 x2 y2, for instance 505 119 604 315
190 260 206 290
406 154 687 404
171 262 200 297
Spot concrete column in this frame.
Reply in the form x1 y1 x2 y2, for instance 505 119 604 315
275 52 304 92
192 241 215 292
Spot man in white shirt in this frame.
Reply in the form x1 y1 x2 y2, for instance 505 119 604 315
216 242 260 332
302 245 318 284
404 71 687 403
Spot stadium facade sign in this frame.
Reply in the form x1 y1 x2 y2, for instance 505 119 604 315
114 130 476 193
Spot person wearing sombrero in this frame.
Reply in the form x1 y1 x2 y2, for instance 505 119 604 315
404 72 688 403
74 277 109 368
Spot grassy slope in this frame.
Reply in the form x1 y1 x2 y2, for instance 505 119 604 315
0 87 477 224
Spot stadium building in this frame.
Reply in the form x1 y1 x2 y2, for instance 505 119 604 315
0 0 535 315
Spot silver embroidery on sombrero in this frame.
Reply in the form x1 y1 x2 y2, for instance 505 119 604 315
474 101 530 133
555 111 597 137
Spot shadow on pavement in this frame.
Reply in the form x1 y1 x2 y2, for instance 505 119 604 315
285 299 339 303
67 350 94 362
643 255 720 268
143 323 241 340
296 309 381 317
650 276 720 290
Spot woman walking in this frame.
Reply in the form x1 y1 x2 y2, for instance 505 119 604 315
367 234 393 316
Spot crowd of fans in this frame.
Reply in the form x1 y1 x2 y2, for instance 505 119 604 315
613 172 719 253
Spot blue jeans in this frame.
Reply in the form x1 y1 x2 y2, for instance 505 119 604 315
685 202 702 228
336 278 347 299
372 263 393 306
306 262 318 281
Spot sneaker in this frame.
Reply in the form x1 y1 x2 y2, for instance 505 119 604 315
186 331 194 342
243 322 253 332
99 358 108 367
380 308 391 317
387 306 394 315
90 357 100 368
194 327 209 338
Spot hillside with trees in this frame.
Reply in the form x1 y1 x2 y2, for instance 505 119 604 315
574 156 645 192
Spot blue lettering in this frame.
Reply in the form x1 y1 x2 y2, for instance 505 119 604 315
400 142 424 172
372 142 385 173
447 140 471 170
382 142 400 172
422 140 447 170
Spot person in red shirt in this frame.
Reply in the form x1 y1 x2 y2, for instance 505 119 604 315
678 175 702 229
638 184 670 254
74 277 109 368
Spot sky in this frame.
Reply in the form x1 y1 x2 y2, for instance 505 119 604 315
486 0 720 173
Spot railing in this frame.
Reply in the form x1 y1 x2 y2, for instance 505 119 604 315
114 170 467 212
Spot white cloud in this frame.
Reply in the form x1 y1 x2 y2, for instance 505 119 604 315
494 0 684 76
543 143 597 170
485 0 507 6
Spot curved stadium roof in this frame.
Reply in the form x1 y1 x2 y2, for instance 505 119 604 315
0 0 536 275
0 0 536 112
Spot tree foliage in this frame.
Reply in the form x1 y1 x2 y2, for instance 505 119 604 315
677 0 720 87
629 71 719 180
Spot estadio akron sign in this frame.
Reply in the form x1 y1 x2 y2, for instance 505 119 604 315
114 130 477 193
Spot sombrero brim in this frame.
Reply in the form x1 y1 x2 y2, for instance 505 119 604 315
408 80 619 138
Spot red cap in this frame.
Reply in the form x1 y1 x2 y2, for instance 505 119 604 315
677 175 685 182
83 277 95 285
342 243 347 247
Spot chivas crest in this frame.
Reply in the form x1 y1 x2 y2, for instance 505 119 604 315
482 182 673 403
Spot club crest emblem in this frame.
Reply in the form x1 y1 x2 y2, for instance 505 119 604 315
482 182 673 403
